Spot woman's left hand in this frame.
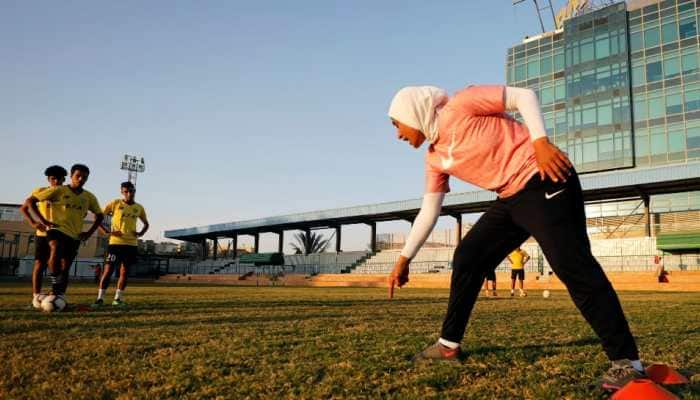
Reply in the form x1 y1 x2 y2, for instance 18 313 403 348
533 137 573 183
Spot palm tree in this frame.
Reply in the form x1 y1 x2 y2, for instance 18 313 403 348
290 231 334 255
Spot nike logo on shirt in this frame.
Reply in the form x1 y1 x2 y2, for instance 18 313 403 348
545 188 566 200
440 130 457 170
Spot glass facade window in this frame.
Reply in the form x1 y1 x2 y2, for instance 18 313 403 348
679 16 697 38
647 60 663 81
507 0 700 171
644 26 661 47
664 56 681 78
662 21 679 43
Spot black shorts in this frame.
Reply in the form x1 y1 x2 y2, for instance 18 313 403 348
511 269 525 280
34 236 50 264
486 270 496 281
105 245 138 268
47 229 80 262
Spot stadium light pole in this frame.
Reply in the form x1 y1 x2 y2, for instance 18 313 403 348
120 154 146 186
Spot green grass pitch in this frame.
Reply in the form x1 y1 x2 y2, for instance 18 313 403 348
1 283 699 399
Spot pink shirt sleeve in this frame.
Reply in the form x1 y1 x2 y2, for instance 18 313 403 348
449 85 506 116
425 163 450 194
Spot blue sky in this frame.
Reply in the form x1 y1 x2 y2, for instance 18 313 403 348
1 1 565 251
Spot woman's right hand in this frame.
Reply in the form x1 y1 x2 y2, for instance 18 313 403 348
533 137 572 183
388 256 411 299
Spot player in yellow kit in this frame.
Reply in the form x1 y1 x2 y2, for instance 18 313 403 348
93 181 149 307
19 165 67 308
28 164 104 301
508 247 530 297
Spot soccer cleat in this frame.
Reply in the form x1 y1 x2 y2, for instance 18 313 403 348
601 360 646 391
491 290 498 297
412 341 461 362
519 291 527 297
112 299 126 307
91 299 104 308
510 291 515 297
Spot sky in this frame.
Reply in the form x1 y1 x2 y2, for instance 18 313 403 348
1 1 568 252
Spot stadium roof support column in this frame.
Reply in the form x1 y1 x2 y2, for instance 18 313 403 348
254 233 260 254
277 231 284 254
367 222 377 252
335 226 342 253
642 193 651 237
232 235 238 258
201 239 207 260
213 238 218 260
453 214 463 243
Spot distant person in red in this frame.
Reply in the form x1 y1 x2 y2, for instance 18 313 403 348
655 255 668 283
385 84 644 390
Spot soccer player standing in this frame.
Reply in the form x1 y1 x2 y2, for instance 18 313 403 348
19 165 67 308
28 164 103 301
94 181 149 307
508 247 530 297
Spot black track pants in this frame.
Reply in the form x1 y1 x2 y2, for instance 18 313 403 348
440 170 639 361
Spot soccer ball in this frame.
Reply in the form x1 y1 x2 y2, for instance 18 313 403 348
41 295 67 313
542 290 551 298
32 294 47 309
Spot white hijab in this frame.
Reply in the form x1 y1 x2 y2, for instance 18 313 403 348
387 86 448 144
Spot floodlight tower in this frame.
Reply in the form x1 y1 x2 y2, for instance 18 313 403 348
120 154 146 186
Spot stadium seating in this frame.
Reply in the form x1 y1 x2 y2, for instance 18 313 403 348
350 237 698 274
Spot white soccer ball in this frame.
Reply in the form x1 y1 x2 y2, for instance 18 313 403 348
41 295 67 313
542 290 551 299
32 294 47 309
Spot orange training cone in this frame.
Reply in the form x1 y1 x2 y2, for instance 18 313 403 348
645 364 689 385
611 379 678 400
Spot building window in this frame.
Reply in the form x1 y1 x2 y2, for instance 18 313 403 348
515 64 526 81
646 61 663 82
668 127 686 153
649 95 666 119
688 125 700 149
666 93 683 114
664 56 681 79
540 57 552 75
527 59 540 79
541 85 554 104
681 50 698 75
662 22 679 43
651 128 668 155
634 97 648 121
636 129 650 156
598 101 613 125
644 26 661 48
595 34 610 59
553 51 565 71
679 17 697 39
632 65 645 86
684 88 700 111
630 31 643 52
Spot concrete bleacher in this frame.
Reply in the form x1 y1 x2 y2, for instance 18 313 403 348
350 237 696 274
188 251 371 275
283 251 370 274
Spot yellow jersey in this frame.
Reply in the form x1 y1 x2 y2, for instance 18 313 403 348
33 186 102 240
30 186 53 237
104 199 146 246
508 249 528 270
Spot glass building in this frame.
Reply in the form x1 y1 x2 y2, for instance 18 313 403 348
506 0 700 227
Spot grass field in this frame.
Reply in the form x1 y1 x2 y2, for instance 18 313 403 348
1 283 699 399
